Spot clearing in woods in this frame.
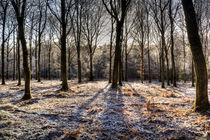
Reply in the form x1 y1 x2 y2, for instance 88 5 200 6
0 80 209 139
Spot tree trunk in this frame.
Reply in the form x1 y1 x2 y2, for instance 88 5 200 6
37 35 41 82
68 47 71 80
165 47 169 86
192 59 195 87
183 34 186 82
125 46 128 82
112 21 123 89
6 41 9 80
35 36 38 80
48 48 51 80
60 0 69 91
1 10 6 85
109 17 114 83
182 0 209 111
77 44 82 83
161 34 165 88
17 34 21 86
159 52 161 82
29 15 34 79
13 31 16 80
140 40 144 83
89 54 93 81
169 0 176 87
18 21 31 99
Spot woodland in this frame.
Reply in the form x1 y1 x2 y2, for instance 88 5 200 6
0 0 209 139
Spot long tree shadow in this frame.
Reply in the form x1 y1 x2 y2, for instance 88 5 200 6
69 83 110 121
94 88 131 139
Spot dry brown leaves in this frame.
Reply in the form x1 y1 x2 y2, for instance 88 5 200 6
63 124 83 139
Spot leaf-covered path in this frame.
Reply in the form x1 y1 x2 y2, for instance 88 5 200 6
0 80 209 139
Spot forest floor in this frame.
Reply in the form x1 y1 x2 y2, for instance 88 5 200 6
0 80 210 140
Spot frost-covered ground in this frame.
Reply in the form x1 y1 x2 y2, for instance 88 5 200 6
0 80 209 140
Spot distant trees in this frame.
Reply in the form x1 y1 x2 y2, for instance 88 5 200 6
11 0 32 99
182 0 209 111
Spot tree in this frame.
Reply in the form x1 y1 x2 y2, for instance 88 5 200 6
133 0 147 83
0 0 9 85
37 0 47 82
82 0 104 81
11 0 32 100
150 0 169 88
102 0 131 89
72 0 83 83
168 0 179 87
47 0 72 91
181 0 209 111
108 15 114 83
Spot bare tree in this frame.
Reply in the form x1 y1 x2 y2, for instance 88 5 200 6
150 0 169 88
0 0 9 85
47 0 72 91
102 0 131 88
82 0 104 81
11 0 32 99
37 0 47 82
182 0 209 111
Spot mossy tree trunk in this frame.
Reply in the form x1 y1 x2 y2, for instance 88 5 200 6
182 0 209 111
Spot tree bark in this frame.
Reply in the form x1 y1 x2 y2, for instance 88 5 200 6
89 53 93 81
6 41 9 79
1 4 7 85
11 0 32 100
192 59 195 87
17 32 21 86
169 0 176 87
182 0 209 111
109 17 114 83
13 31 16 80
60 0 69 91
112 21 123 88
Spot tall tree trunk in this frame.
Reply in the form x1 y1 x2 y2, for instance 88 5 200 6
182 0 209 111
148 48 151 83
13 31 16 80
109 17 114 83
29 14 34 79
112 21 123 89
37 35 41 82
48 48 51 80
60 0 69 91
17 33 21 86
169 0 177 87
77 44 82 83
159 52 161 82
165 47 169 86
68 47 71 80
35 36 38 80
18 21 31 99
6 41 9 79
161 33 165 88
1 9 6 85
140 41 144 83
183 34 186 82
125 45 128 82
